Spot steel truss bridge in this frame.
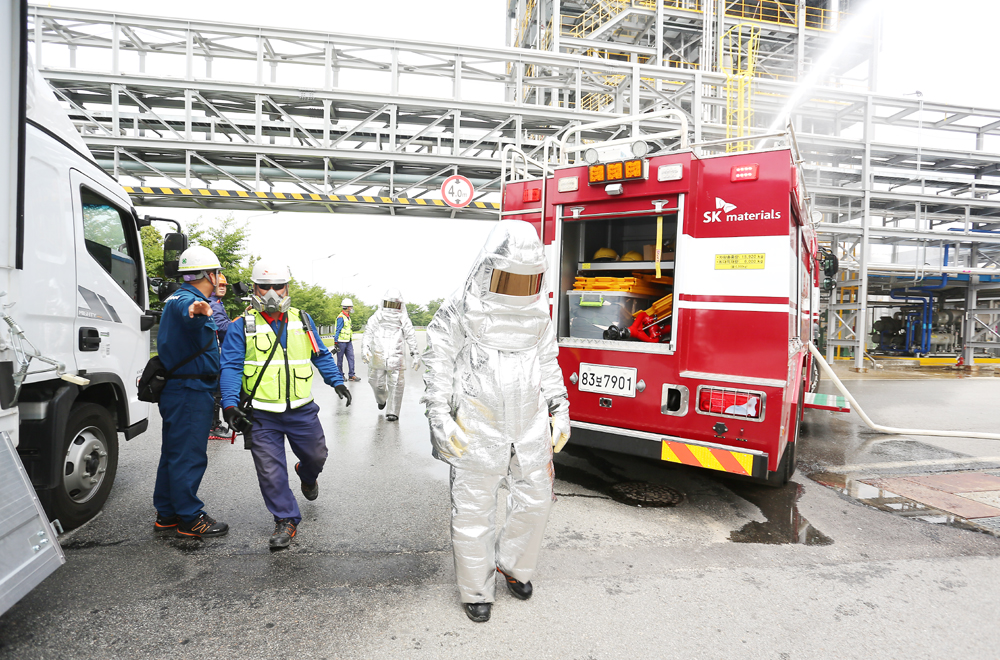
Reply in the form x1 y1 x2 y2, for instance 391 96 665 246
28 5 1000 366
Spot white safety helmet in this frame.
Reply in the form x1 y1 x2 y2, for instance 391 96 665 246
250 260 292 314
251 260 292 285
381 289 403 313
341 298 354 308
177 245 221 282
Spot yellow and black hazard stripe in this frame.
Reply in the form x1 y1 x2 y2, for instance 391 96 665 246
121 186 500 210
660 439 767 478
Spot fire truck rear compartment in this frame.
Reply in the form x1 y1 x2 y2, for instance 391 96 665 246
556 214 678 343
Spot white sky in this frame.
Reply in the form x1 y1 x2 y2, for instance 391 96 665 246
42 0 1000 306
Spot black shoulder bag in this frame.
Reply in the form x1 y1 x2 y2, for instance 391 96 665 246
137 334 216 403
239 317 285 449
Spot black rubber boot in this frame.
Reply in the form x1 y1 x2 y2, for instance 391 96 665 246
386 414 398 422
270 518 297 549
377 402 386 410
176 513 229 539
464 603 491 622
154 514 180 535
498 568 532 600
295 462 319 501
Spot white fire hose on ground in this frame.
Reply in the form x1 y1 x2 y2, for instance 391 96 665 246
808 342 1000 442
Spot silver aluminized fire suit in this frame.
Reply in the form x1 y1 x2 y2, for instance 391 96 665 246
362 289 418 418
421 220 570 604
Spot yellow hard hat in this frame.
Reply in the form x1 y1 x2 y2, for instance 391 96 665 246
593 247 619 262
621 251 643 262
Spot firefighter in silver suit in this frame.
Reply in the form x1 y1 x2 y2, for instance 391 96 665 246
362 288 418 421
420 220 571 623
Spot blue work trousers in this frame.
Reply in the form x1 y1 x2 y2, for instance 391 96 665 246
154 387 214 522
249 401 328 524
336 341 356 378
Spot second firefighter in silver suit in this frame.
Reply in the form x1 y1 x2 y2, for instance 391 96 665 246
421 220 571 623
362 289 418 421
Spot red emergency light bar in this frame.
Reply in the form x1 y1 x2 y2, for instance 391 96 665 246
731 163 759 182
696 386 764 420
588 158 646 185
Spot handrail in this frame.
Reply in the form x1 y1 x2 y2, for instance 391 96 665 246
556 108 690 164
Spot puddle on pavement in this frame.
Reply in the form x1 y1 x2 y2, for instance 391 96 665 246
832 365 996 380
726 481 833 545
810 472 982 532
557 446 832 544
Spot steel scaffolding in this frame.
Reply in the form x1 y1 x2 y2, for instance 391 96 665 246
29 4 1000 368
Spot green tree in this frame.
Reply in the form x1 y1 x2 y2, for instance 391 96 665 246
186 214 254 319
406 302 427 327
426 298 444 320
328 292 373 332
288 279 340 326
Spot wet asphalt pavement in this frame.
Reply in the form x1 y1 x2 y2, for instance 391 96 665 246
2 342 1000 659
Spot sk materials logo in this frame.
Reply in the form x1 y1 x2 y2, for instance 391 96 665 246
703 197 781 223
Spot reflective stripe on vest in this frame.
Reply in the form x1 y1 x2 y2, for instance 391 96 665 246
337 311 353 342
242 307 314 412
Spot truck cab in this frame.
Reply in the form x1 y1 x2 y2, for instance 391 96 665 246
1 7 157 614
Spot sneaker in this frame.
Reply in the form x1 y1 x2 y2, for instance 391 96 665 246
497 568 532 600
386 414 398 422
377 402 386 410
295 462 318 501
270 518 297 549
154 513 180 534
349 376 362 382
208 424 233 441
463 603 491 623
176 512 229 539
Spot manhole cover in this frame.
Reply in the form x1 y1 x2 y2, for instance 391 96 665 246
609 482 683 507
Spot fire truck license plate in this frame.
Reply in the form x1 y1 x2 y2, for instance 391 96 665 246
578 363 637 398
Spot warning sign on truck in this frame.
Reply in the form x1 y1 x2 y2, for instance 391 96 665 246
715 253 766 270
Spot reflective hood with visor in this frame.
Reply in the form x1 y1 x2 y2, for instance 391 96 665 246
461 220 549 351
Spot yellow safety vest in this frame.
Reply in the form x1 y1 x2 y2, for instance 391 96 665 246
242 307 315 413
337 311 353 342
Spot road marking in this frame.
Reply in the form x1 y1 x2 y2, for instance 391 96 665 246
822 456 1000 473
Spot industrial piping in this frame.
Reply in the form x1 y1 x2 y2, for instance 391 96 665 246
808 342 1000 441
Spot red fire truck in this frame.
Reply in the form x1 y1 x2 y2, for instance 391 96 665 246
501 114 819 486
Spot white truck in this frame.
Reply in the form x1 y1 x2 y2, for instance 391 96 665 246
1 2 165 615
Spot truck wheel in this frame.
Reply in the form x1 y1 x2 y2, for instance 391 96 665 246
50 403 119 530
763 386 803 487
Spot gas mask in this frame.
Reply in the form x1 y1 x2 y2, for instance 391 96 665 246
251 288 291 314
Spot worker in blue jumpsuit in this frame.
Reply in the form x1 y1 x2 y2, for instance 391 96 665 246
208 273 233 440
153 245 229 539
220 261 352 549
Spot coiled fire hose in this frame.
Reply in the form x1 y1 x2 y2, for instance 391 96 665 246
808 342 1000 441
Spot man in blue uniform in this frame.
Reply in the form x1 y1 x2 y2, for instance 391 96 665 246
153 245 230 539
208 273 234 440
220 261 352 549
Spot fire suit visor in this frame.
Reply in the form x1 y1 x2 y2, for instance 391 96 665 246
489 269 542 296
383 300 403 309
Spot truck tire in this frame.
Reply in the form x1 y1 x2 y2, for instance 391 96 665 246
50 403 119 530
763 385 803 487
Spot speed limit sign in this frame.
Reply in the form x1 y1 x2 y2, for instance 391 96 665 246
441 175 474 208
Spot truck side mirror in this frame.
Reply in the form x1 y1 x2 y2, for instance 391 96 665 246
231 282 249 297
163 232 188 278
